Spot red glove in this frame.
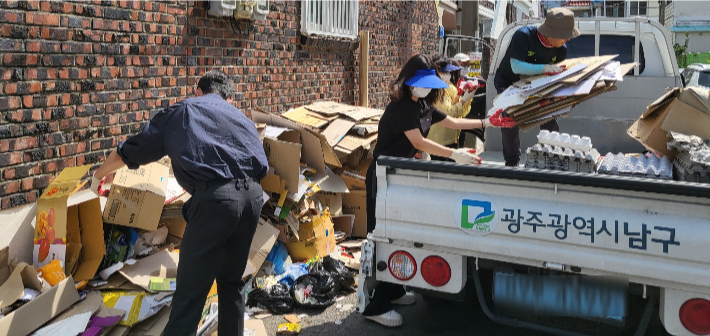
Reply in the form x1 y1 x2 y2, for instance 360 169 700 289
487 109 516 128
457 79 484 96
97 176 109 197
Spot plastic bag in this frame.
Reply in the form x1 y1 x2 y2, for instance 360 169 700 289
322 256 355 288
291 272 338 308
246 282 295 314
265 241 289 275
277 263 308 287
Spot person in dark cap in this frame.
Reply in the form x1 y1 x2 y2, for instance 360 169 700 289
494 7 580 167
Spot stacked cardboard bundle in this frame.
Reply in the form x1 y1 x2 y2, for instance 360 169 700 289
493 55 638 131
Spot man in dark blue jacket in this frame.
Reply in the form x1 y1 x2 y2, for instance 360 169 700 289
494 8 579 166
91 70 268 336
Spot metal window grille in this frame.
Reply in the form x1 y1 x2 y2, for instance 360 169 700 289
301 0 359 39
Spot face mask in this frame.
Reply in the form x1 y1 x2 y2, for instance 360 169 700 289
460 68 467 77
411 87 432 98
440 73 452 84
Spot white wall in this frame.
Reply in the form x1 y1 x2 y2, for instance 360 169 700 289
675 32 710 54
672 0 710 23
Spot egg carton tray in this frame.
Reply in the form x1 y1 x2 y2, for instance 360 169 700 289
667 131 706 152
597 153 672 180
525 144 599 173
537 130 593 152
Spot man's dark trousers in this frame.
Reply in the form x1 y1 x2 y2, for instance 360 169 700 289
164 178 263 336
497 86 559 166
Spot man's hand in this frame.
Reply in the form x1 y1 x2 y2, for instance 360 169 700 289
90 174 106 196
450 148 482 164
485 109 516 128
543 64 567 75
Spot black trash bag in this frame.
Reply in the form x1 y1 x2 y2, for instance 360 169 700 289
322 256 355 288
246 282 295 314
291 272 338 308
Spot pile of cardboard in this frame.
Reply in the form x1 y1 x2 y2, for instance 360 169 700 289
628 86 710 160
494 55 638 131
0 100 378 336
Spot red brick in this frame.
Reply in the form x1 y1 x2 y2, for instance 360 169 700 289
4 83 16 94
26 12 60 27
13 136 38 151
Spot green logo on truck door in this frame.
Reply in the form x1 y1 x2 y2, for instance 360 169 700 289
454 194 499 235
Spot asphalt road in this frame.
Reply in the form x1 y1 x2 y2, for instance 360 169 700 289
259 289 672 336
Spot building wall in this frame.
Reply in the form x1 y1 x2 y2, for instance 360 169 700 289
0 0 440 209
668 0 710 53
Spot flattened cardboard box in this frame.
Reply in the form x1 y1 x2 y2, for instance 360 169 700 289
252 110 341 173
628 87 710 159
32 165 105 282
0 250 80 336
262 130 302 193
342 190 367 238
103 162 169 231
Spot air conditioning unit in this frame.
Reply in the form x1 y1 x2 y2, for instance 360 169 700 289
209 0 237 17
234 0 269 20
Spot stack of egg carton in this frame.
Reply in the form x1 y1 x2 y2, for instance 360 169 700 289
667 131 710 183
525 131 600 173
597 153 673 180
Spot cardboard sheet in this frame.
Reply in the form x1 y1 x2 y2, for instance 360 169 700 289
248 219 279 276
244 319 268 336
119 250 179 291
336 133 378 152
318 167 349 193
340 107 384 121
516 63 587 93
252 110 338 177
263 137 302 192
0 276 80 336
322 118 356 146
558 54 618 84
305 101 358 116
549 71 603 97
282 108 331 128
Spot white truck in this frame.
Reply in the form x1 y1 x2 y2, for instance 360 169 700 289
356 18 710 336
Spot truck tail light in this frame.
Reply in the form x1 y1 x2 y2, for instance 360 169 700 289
421 256 451 287
680 298 710 335
388 251 416 281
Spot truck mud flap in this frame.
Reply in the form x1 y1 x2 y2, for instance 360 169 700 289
471 270 657 336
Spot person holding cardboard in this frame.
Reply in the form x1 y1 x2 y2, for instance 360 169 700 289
90 70 268 336
494 8 580 167
428 56 478 161
362 54 514 327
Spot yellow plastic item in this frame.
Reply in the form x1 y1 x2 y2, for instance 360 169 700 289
103 291 147 327
198 281 218 330
39 259 66 286
277 322 302 335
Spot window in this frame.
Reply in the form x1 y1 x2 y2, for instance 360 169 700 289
697 72 710 88
629 1 648 16
566 35 646 75
301 0 359 39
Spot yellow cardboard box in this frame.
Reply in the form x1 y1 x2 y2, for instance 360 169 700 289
32 165 105 281
285 212 336 261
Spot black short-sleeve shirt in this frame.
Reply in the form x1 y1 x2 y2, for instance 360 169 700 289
373 96 448 159
494 26 568 90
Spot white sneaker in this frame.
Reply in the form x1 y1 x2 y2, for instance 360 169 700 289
390 292 416 305
364 309 403 327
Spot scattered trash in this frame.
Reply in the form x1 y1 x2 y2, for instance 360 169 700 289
335 320 343 326
247 283 295 314
284 314 301 323
277 322 302 335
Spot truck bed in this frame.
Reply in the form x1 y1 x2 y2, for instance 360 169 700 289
374 156 710 293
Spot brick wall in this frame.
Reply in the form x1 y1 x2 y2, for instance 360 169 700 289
0 0 439 209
